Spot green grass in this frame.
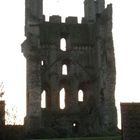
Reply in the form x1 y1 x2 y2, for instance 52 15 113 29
29 136 121 140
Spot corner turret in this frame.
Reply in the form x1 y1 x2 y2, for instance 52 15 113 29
25 0 43 24
25 0 44 35
84 0 105 23
97 0 105 14
84 0 96 23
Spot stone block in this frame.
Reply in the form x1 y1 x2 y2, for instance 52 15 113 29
49 15 61 23
65 17 78 24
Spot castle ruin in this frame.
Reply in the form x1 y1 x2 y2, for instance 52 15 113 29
22 0 117 138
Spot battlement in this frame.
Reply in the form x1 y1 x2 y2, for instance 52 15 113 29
49 15 61 23
65 17 78 24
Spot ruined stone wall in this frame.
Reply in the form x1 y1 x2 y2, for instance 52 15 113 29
22 0 117 138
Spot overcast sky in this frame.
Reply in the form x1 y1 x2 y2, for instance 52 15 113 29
0 0 140 128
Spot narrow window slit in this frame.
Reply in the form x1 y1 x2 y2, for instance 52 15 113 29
41 90 46 108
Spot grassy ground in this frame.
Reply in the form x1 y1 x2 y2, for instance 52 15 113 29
29 136 121 140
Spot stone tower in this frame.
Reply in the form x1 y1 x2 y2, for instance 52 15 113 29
22 0 117 138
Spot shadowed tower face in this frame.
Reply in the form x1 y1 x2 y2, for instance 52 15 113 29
22 0 117 138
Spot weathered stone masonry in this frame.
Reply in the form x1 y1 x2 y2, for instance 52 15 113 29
22 0 117 137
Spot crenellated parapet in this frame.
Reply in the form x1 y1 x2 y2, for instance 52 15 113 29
48 16 78 24
25 0 105 28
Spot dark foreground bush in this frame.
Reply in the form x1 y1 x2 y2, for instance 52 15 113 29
0 125 25 140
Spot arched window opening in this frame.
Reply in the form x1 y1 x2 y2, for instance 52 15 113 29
41 60 44 66
60 38 66 51
62 64 68 75
59 88 66 109
41 90 46 108
78 90 84 102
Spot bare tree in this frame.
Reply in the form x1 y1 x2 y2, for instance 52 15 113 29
5 106 17 125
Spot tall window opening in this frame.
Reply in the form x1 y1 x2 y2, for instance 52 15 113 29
41 90 46 108
78 90 84 102
60 38 66 51
41 60 44 66
59 88 66 109
62 64 68 75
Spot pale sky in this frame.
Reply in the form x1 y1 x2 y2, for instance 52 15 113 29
0 0 140 128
